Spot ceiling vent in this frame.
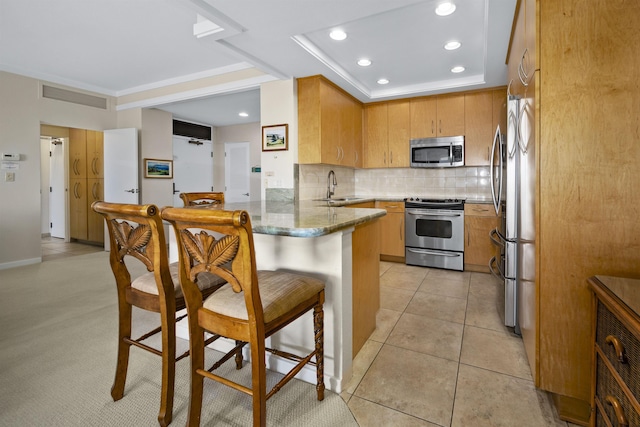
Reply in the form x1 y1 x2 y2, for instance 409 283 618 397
173 120 212 141
42 85 108 109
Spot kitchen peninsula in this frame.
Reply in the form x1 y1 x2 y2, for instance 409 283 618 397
169 199 385 392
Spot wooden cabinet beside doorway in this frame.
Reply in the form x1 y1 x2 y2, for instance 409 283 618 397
69 128 104 244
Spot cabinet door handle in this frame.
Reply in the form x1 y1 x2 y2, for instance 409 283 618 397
383 152 386 165
605 395 628 427
390 151 393 164
431 120 434 135
439 119 442 134
355 150 358 164
91 182 98 200
605 335 628 364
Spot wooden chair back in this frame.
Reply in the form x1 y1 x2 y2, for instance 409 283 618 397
161 207 262 325
92 201 175 308
179 192 225 207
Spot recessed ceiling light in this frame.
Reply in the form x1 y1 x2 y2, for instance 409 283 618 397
377 78 389 85
435 2 456 16
238 112 249 117
329 30 347 41
357 59 372 67
444 41 461 50
451 66 465 73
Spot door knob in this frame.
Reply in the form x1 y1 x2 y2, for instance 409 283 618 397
242 193 249 196
124 189 136 193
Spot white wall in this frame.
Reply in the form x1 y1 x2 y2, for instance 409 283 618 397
259 79 297 200
140 108 173 207
0 72 117 269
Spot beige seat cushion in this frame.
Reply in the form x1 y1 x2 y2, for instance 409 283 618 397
131 262 225 298
203 270 325 323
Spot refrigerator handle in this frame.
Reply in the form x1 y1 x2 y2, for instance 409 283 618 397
490 125 502 214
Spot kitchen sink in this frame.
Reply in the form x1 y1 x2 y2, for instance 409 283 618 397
313 197 360 202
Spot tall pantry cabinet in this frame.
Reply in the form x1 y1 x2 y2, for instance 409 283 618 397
69 128 104 244
510 0 640 424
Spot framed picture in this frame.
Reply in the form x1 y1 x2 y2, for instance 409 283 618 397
262 124 288 151
144 158 173 178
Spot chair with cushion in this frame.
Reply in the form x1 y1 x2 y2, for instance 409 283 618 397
161 207 325 427
92 201 226 426
179 192 225 207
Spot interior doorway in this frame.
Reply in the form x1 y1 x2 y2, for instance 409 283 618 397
224 142 250 203
172 136 213 206
40 135 67 240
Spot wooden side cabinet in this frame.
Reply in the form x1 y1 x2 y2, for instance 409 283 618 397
589 276 640 427
464 203 498 273
68 127 104 244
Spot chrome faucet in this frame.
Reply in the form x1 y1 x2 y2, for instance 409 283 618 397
327 170 337 199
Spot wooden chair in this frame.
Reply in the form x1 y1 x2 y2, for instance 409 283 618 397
179 192 225 207
161 207 325 427
92 201 226 426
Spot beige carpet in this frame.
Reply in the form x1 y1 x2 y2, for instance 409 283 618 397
0 252 357 427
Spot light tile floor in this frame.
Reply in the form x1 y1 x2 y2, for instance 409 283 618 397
342 261 583 427
41 236 103 261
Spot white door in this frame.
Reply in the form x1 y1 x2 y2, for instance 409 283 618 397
172 137 213 206
224 142 250 202
49 139 66 238
103 128 139 252
103 128 139 204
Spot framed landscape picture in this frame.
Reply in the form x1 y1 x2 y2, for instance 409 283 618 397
262 124 288 151
144 158 173 178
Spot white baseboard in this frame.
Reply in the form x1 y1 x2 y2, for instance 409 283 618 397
0 257 42 270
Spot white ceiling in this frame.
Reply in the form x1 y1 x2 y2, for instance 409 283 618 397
0 0 516 127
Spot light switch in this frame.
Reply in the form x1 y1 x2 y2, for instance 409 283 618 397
5 172 15 182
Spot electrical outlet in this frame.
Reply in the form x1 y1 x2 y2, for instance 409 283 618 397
5 172 15 182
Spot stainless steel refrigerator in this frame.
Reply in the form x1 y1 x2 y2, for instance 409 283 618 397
490 94 534 335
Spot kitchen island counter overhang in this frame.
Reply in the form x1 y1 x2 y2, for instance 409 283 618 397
168 199 386 393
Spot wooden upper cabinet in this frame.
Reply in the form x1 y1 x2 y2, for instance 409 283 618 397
364 100 410 168
298 75 363 167
363 103 388 168
464 91 494 166
387 100 410 167
436 94 465 137
410 97 437 138
69 128 87 178
410 94 464 139
86 130 104 179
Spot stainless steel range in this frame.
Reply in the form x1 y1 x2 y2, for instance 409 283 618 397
404 198 465 271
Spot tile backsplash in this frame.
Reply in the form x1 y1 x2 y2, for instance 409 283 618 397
296 164 492 200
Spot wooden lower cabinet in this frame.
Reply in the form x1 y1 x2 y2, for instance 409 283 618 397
375 201 405 261
69 178 87 240
464 203 497 273
590 276 640 427
87 178 104 243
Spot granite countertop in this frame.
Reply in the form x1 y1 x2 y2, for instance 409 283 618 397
201 199 386 238
593 275 640 316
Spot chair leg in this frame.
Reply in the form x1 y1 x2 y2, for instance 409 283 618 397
111 302 132 401
235 340 244 369
250 339 267 427
157 307 176 427
314 303 325 401
187 326 205 427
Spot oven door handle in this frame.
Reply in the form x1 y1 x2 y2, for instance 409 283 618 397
406 248 461 257
407 211 462 218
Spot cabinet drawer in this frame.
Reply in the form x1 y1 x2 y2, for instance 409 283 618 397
596 301 640 399
596 354 640 426
375 201 404 213
464 203 496 217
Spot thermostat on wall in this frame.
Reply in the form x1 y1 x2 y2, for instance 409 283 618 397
1 153 20 161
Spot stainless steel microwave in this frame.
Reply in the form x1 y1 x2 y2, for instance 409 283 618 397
410 136 464 168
